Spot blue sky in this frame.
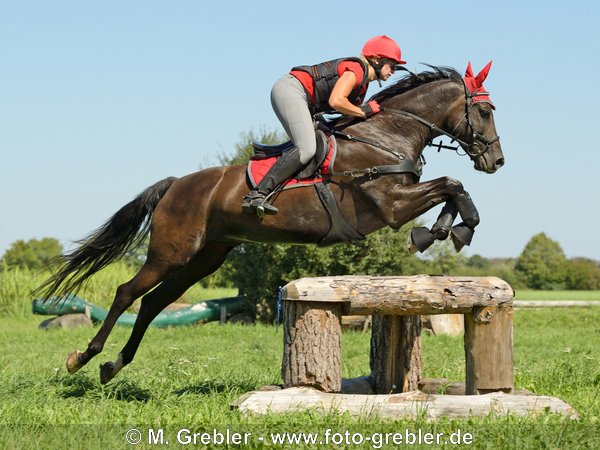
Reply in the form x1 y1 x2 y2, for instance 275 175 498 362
1 1 599 259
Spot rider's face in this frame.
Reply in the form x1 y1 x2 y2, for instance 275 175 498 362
379 59 398 80
380 63 395 80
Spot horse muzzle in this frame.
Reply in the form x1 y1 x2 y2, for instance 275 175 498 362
469 137 503 173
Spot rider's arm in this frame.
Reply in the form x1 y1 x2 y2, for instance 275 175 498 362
328 71 366 118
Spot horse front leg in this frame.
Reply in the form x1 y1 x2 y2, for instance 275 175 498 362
448 191 480 252
409 200 459 253
408 191 480 253
381 177 480 253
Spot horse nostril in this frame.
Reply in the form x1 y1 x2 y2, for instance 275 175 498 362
496 158 505 168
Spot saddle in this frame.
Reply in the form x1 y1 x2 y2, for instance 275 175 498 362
247 130 364 246
247 129 336 189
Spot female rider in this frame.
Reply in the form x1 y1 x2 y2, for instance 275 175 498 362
242 35 406 216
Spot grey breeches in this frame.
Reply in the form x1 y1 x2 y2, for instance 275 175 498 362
270 74 316 165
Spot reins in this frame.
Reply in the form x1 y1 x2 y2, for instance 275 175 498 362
317 123 423 179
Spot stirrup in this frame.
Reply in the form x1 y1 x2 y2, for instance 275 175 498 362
242 192 279 216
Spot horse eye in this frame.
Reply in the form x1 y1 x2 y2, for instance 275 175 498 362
479 109 491 119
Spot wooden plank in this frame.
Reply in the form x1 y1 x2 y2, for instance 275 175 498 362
282 276 513 315
232 387 578 419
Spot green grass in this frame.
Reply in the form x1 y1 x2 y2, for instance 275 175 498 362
0 307 599 449
514 290 600 301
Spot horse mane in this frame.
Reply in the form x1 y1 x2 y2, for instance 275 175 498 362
332 65 463 131
369 65 462 103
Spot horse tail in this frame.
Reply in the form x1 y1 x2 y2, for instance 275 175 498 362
35 176 178 300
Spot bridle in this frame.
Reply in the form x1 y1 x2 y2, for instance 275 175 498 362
381 81 500 162
456 81 501 159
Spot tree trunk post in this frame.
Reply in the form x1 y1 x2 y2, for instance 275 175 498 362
370 315 422 393
281 300 343 392
464 305 514 394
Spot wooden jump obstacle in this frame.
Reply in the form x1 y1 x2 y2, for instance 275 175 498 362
282 275 514 395
232 275 577 418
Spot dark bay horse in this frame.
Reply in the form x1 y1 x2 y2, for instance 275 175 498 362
37 65 503 384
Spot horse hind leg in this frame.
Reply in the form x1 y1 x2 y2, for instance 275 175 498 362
99 243 234 384
66 261 171 375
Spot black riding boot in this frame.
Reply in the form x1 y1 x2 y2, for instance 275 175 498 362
242 147 303 216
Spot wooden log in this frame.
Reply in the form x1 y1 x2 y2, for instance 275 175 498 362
464 305 514 394
370 315 422 393
418 378 534 396
282 275 513 315
232 387 578 419
281 301 343 392
422 314 464 336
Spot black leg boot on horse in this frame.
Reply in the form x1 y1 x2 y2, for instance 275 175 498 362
242 146 303 216
409 200 459 253
450 191 480 252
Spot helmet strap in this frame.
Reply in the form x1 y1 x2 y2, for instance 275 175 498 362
366 57 384 82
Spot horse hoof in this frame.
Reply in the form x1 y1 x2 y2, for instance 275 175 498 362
99 362 115 385
451 223 475 252
408 227 435 254
66 350 84 374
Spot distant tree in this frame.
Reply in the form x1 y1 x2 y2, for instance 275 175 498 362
421 239 467 275
515 232 568 289
565 257 600 290
0 238 63 270
466 254 491 270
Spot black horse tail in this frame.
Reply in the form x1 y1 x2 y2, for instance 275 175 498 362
35 176 178 300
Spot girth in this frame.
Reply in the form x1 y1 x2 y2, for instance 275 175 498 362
314 182 365 246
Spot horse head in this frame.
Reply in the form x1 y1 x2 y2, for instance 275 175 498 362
370 64 504 174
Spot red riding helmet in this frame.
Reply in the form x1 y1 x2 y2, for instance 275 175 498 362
362 35 406 64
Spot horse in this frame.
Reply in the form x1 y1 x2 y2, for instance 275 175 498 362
36 63 503 384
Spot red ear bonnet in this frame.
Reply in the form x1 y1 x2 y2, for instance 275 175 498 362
463 61 494 107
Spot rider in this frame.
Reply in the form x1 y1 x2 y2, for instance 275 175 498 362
242 35 406 216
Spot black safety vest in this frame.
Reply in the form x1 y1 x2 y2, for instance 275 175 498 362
291 57 370 113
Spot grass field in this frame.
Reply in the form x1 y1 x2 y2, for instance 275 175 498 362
0 305 598 449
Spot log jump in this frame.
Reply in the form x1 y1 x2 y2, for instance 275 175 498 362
281 275 514 395
232 275 577 419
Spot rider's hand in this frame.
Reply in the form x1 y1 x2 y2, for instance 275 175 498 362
361 100 381 119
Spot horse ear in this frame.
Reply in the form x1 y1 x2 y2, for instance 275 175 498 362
475 61 493 86
465 61 474 78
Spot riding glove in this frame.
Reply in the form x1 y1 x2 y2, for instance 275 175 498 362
361 100 381 118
